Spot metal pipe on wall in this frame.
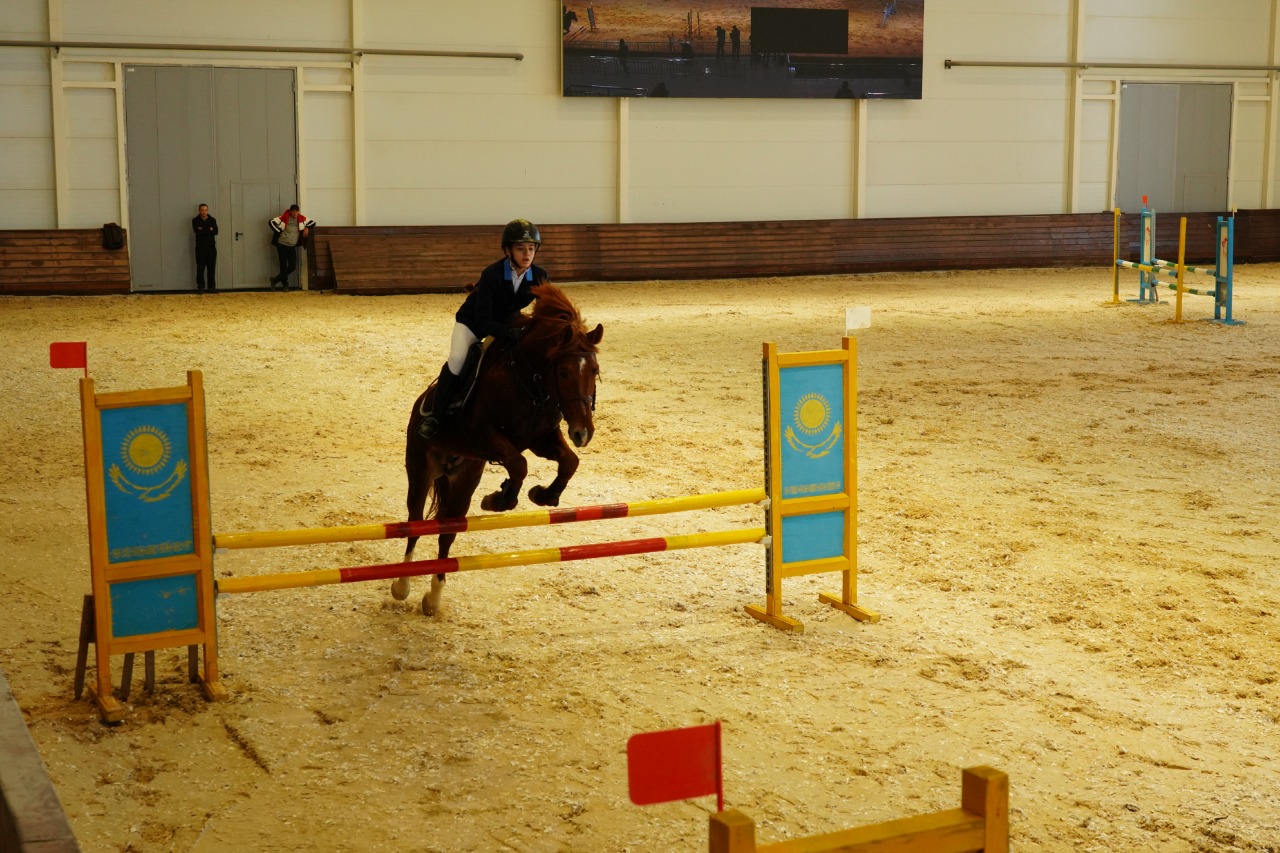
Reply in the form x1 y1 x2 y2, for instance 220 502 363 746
0 39 523 61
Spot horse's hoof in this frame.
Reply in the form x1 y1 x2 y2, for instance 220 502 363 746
481 491 519 512
390 577 410 600
528 485 560 507
422 594 442 617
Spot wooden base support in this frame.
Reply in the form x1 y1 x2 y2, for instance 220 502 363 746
199 674 229 702
73 593 218 719
84 685 125 725
743 604 804 633
819 592 880 623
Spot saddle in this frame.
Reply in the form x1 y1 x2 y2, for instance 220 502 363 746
418 336 496 420
451 336 497 412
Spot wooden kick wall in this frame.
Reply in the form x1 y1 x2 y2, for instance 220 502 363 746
4 212 1280 296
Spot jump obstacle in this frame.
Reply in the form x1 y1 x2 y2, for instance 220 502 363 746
76 340 875 722
1111 202 1243 325
709 765 1009 853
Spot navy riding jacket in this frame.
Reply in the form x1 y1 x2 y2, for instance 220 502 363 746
455 258 546 339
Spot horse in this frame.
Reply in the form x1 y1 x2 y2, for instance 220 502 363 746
562 9 578 34
395 282 604 616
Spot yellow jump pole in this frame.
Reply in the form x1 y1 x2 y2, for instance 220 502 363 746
1111 207 1122 303
1174 216 1187 323
213 487 767 551
216 527 767 595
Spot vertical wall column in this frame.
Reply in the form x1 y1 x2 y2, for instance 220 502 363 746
47 0 69 226
1103 79 1120 208
352 0 366 225
852 99 867 218
617 97 630 223
1265 0 1280 207
1065 0 1086 213
113 62 127 226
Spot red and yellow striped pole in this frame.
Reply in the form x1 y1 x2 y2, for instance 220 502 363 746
216 527 766 595
213 488 765 551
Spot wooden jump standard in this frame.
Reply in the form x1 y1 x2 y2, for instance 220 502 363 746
709 766 1009 853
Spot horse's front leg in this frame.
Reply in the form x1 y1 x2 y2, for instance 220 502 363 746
479 436 528 512
526 430 579 507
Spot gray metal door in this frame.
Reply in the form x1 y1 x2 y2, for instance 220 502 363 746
214 68 298 289
232 181 282 287
124 66 216 291
124 66 296 291
1117 82 1231 212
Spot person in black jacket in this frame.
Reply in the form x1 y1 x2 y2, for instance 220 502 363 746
417 219 547 440
192 204 218 291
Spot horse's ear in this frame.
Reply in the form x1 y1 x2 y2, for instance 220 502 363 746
587 323 603 345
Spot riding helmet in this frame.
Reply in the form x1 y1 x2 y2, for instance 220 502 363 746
502 218 542 249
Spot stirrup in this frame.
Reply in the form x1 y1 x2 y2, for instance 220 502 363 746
418 415 442 440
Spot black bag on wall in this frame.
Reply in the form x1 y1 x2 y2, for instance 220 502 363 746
102 223 125 250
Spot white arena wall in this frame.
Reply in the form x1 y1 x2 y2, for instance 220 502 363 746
2 0 1280 231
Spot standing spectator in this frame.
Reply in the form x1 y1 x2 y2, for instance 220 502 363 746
715 25 726 58
192 203 218 292
618 38 629 71
730 25 741 60
269 204 315 289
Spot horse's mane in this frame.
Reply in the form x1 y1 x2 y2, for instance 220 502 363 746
516 282 596 360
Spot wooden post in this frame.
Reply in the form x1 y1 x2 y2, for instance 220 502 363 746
709 810 757 853
963 766 1010 853
1173 217 1188 323
1111 208 1122 303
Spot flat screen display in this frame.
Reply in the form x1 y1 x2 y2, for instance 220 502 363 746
561 1 923 99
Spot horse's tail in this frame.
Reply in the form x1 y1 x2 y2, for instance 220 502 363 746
405 391 443 555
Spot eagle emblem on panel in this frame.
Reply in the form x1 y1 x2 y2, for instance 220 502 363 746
785 392 841 459
108 425 187 502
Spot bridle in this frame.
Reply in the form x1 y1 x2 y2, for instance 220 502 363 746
508 343 598 414
555 351 599 412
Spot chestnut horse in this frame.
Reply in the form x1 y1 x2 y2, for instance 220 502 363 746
395 283 603 615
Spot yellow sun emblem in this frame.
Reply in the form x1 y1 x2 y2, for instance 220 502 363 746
122 426 171 475
109 425 186 502
793 393 830 435
784 393 841 458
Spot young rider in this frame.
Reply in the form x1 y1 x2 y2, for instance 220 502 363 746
417 218 547 440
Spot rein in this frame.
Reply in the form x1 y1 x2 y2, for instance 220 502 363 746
507 343 597 413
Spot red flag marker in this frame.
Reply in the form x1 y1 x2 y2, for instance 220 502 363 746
50 341 88 377
627 720 723 812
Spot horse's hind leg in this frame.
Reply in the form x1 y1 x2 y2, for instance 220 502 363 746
423 458 483 617
395 427 434 601
526 430 580 507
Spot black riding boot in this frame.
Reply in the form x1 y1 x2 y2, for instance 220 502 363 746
418 364 458 440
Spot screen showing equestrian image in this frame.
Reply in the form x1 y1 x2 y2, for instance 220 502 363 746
561 0 923 99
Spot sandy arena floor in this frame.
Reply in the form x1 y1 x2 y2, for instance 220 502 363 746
2 266 1278 852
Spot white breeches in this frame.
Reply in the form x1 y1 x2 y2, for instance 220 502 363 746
446 322 479 375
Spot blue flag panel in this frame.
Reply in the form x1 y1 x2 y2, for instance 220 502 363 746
778 363 845 498
781 511 846 564
109 573 199 637
100 403 195 563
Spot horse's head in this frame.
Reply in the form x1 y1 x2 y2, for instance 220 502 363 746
522 283 604 448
